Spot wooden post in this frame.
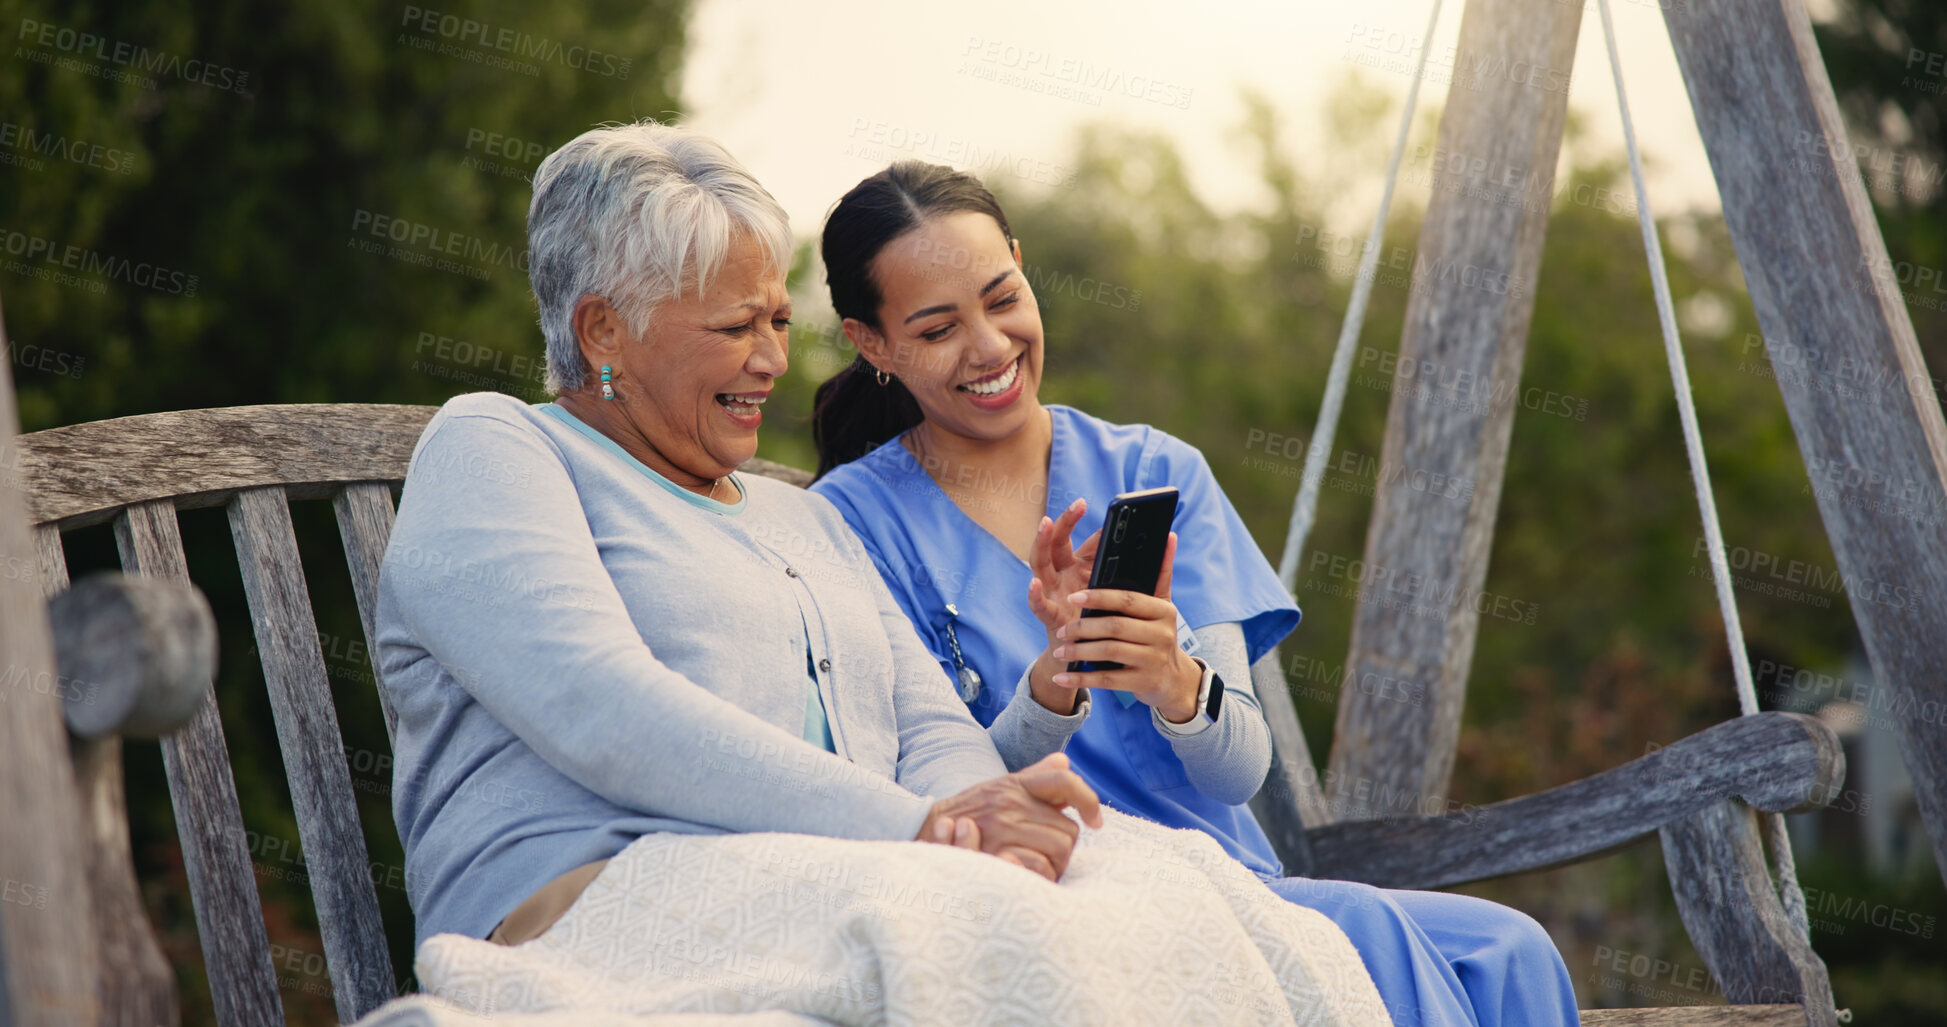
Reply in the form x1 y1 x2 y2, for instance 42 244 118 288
1662 801 1837 1024
1325 0 1583 813
0 298 101 1023
1662 0 1947 888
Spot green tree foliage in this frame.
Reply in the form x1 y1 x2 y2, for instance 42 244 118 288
1 0 687 429
2 3 688 1022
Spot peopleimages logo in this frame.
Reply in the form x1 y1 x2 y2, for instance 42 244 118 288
959 36 1194 110
15 18 252 94
349 209 529 281
0 121 136 175
399 6 631 79
0 228 197 297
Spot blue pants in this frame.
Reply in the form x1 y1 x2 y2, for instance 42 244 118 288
1262 876 1580 1027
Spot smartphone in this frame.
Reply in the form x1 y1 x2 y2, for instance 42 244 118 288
1067 487 1179 674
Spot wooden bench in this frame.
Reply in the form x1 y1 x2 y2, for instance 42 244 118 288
2 402 1844 1026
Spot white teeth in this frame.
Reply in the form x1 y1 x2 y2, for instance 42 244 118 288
960 358 1020 397
717 393 767 415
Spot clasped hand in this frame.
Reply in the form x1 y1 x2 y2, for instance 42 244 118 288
915 753 1103 881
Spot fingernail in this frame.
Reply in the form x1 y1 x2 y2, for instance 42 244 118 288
1052 673 1073 686
1051 646 1066 659
1055 625 1067 640
1068 591 1088 604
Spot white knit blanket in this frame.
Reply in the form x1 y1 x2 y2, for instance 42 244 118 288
353 810 1389 1026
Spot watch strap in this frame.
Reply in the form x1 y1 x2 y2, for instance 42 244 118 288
1155 657 1218 737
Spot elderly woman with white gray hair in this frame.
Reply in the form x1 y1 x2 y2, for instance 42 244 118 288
367 121 1391 1026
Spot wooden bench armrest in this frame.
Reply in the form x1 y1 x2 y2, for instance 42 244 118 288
51 573 214 739
1305 712 1844 890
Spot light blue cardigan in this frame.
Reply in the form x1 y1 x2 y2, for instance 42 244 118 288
376 393 1006 945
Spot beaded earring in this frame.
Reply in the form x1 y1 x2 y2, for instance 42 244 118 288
601 365 614 400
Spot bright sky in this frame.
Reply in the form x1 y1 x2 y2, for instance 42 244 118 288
678 0 1730 244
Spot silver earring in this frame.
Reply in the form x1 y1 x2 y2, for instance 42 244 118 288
875 367 891 386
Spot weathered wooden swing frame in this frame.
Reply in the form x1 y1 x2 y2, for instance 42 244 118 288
0 0 1938 1024
1250 0 1947 1022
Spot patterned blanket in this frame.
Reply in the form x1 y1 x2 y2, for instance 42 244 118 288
353 810 1388 1026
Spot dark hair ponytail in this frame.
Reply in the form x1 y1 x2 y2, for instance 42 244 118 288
811 161 1015 479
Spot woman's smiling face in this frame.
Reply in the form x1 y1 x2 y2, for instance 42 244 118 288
586 229 791 484
856 211 1044 443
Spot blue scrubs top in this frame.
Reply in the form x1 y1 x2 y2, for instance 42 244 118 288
812 405 1300 876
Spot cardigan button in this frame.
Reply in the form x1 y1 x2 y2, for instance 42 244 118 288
818 658 832 673
785 566 799 577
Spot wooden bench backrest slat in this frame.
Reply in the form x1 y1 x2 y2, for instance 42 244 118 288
34 527 179 1024
333 483 401 747
227 487 395 1021
21 404 438 529
113 500 285 1027
35 524 67 593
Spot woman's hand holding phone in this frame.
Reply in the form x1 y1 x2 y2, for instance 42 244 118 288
1024 498 1097 714
1025 498 1203 724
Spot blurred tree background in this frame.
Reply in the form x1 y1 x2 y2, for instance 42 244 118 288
1 0 689 1021
2 0 1942 1022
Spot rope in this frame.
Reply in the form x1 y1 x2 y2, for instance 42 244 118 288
1277 0 1446 591
1593 0 1811 940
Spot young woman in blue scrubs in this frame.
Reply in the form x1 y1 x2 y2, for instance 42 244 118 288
806 160 1580 1027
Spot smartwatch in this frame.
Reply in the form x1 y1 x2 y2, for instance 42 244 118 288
1157 657 1224 736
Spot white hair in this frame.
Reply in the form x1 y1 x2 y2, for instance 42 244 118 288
526 121 794 393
